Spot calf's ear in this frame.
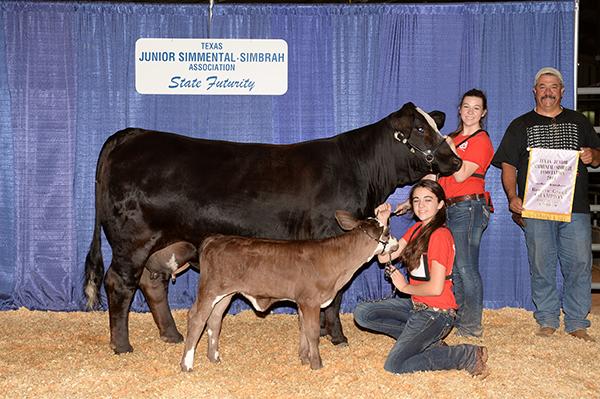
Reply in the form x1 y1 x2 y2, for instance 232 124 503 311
335 210 360 231
428 111 445 130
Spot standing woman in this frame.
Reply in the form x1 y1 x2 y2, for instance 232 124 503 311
354 180 489 378
438 89 494 337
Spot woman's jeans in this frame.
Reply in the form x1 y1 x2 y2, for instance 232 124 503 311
353 297 480 374
446 198 490 337
522 214 592 333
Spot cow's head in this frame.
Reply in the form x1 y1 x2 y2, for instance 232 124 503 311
390 102 462 175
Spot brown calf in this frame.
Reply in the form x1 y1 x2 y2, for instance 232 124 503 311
179 210 399 371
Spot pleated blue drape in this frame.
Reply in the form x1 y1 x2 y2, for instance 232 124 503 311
0 1 575 312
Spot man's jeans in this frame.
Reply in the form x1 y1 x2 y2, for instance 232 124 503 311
446 199 490 337
522 213 592 332
354 297 480 374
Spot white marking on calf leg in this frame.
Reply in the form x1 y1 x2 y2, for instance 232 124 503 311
207 329 220 362
182 348 196 371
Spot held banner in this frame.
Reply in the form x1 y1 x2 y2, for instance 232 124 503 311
135 38 288 95
522 148 579 222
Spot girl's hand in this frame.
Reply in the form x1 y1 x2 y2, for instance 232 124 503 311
374 203 392 225
386 265 408 291
394 200 411 215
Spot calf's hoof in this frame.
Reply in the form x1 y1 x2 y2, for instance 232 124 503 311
180 363 193 372
207 353 221 363
310 360 323 370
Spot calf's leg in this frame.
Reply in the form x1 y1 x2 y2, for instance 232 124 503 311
180 297 215 372
205 294 234 363
300 304 323 370
297 308 310 365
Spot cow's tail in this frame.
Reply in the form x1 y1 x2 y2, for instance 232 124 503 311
84 209 104 310
83 131 126 310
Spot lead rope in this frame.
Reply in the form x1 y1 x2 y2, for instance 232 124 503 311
384 252 397 296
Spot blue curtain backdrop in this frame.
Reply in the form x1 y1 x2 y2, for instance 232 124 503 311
0 1 576 313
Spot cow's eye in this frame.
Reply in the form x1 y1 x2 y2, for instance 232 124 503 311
417 127 424 133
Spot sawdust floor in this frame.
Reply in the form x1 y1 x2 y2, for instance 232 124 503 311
1 306 599 398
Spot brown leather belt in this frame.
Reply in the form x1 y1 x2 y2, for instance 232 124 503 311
413 301 457 316
445 193 486 206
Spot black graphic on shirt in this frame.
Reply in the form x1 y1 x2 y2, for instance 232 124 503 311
526 122 579 150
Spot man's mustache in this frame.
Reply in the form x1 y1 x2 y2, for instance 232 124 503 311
542 95 556 100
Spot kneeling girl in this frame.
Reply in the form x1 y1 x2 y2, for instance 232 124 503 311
353 179 489 377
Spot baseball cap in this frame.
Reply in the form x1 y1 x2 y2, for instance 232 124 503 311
534 67 564 86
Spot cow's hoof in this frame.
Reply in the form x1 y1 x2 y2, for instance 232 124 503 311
329 336 348 347
111 342 134 354
160 331 184 344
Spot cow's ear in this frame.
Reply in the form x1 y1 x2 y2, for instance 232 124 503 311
428 111 445 130
335 210 360 231
394 102 416 133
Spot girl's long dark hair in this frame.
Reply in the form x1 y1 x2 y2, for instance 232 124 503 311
449 88 488 139
399 179 447 272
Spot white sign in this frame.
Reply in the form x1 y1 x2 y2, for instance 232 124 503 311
135 38 288 95
522 148 579 222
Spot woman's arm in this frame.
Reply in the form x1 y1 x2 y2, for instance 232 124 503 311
388 260 446 296
451 160 480 183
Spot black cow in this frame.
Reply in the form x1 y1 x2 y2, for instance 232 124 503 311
84 102 462 354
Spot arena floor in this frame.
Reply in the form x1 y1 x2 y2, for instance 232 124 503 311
1 306 599 398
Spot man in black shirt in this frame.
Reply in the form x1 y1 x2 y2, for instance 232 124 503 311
492 67 600 342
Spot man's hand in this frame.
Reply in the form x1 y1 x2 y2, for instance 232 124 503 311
508 196 523 215
580 147 600 167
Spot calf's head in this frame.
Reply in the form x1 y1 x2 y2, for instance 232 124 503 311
335 210 399 256
390 102 462 176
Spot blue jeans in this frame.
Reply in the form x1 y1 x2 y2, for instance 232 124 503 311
353 297 481 374
446 198 490 337
522 214 592 333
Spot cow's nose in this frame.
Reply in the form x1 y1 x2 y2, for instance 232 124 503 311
454 157 463 169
